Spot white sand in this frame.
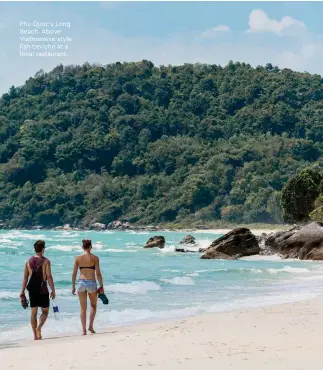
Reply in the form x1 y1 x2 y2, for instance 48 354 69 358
178 228 286 236
2 296 323 370
194 228 279 236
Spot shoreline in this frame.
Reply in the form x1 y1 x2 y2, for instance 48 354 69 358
2 295 323 369
0 226 285 235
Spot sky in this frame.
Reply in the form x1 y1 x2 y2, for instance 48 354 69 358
1 1 323 94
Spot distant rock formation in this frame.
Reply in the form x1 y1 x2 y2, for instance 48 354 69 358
144 236 165 249
265 222 323 260
180 235 196 244
107 221 131 230
90 222 106 230
201 228 260 259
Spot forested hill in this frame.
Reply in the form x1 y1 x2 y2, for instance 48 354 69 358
0 60 323 228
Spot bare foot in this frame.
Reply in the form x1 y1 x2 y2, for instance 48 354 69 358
88 327 96 334
36 328 42 340
82 330 87 336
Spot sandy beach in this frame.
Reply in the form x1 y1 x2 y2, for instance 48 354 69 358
182 228 287 236
2 296 323 370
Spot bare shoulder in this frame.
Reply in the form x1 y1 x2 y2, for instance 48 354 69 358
93 254 100 263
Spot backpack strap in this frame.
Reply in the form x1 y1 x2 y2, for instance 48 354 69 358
29 257 46 274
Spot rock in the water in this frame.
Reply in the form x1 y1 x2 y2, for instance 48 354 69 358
201 251 237 260
265 222 323 260
201 228 260 259
175 248 199 253
180 235 196 244
144 236 165 249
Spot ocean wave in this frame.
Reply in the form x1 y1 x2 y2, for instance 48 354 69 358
266 266 310 274
159 245 176 254
162 269 180 273
5 232 47 240
161 276 195 286
0 291 19 300
101 248 138 253
46 245 81 252
106 281 161 294
196 239 213 249
192 266 311 276
0 245 18 249
0 238 16 244
60 232 80 238
186 272 200 277
125 230 150 235
241 255 282 261
0 285 321 345
298 275 323 281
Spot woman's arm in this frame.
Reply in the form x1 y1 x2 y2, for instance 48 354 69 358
95 257 104 292
72 257 78 295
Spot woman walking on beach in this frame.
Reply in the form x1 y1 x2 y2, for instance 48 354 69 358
72 239 104 335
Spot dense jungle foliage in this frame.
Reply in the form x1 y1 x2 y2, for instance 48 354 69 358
0 60 322 227
282 166 323 223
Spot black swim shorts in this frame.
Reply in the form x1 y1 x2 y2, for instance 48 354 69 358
28 292 50 308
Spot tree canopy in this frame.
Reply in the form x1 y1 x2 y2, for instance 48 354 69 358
0 60 322 227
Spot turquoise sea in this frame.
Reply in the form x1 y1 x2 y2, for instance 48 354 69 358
1 229 323 344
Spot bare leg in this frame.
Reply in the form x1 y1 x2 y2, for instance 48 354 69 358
36 307 49 339
78 291 87 335
30 307 38 340
88 292 98 333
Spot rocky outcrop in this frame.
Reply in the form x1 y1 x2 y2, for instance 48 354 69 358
107 221 131 230
201 250 238 260
201 228 260 259
180 235 196 244
90 222 106 230
196 225 209 230
144 236 165 249
265 222 323 260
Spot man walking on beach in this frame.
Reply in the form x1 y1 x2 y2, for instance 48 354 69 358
20 240 56 340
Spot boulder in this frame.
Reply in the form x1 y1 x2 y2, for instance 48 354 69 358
144 236 165 249
107 220 134 230
175 248 199 253
63 224 73 230
201 228 260 259
180 235 196 244
265 222 323 260
90 222 106 230
201 251 237 260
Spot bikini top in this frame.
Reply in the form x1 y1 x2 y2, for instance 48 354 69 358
79 265 95 270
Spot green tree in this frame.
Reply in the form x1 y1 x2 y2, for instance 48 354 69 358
281 167 323 222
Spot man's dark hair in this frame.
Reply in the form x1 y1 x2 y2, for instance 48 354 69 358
82 239 92 250
34 240 45 253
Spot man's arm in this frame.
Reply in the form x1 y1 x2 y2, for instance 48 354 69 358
72 257 78 295
20 262 29 296
95 257 104 292
46 261 56 299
